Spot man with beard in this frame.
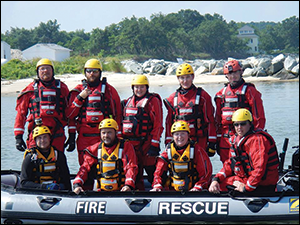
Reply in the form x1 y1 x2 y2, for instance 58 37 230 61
14 58 70 152
73 119 138 193
214 60 266 163
66 59 122 177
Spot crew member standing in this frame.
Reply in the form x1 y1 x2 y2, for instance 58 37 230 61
164 63 217 157
66 58 122 166
14 58 70 152
122 75 164 190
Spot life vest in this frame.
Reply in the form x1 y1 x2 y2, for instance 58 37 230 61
24 147 59 184
122 93 159 139
96 140 125 191
219 83 252 126
165 141 198 191
29 79 65 121
76 78 113 124
230 130 279 180
166 88 206 139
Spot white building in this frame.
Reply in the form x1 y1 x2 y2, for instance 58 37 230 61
22 43 71 62
237 25 259 54
1 41 11 65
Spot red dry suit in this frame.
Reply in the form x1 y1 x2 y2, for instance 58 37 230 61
73 139 138 191
66 78 122 165
164 85 217 150
213 129 279 192
152 140 212 191
121 92 164 190
214 79 266 163
14 79 69 152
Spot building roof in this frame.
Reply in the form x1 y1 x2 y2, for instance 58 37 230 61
1 41 10 47
23 43 71 52
238 25 255 31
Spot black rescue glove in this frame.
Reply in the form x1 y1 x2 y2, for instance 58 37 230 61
206 142 217 157
147 145 160 157
15 134 26 152
64 133 76 152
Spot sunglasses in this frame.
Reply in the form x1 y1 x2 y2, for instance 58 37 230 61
86 69 99 73
233 121 247 127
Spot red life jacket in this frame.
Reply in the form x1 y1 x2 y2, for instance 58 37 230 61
29 79 65 121
219 83 252 126
77 78 113 124
230 130 279 180
172 88 206 139
122 93 160 140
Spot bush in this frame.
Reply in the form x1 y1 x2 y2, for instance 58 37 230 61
1 59 36 80
1 55 130 80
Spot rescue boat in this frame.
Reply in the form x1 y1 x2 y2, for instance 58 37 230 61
1 147 299 224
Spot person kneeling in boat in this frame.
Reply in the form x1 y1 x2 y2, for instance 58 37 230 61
73 118 138 194
20 125 71 190
150 120 212 192
209 108 279 195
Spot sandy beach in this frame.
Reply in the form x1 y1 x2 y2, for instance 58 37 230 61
1 72 295 96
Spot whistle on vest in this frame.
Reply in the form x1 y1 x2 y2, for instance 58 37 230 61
82 79 88 88
35 117 43 126
197 118 201 129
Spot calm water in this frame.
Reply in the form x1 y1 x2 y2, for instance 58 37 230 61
1 79 299 175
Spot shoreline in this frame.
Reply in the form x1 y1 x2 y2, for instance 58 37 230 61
1 72 298 96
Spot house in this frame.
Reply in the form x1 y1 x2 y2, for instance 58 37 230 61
237 25 259 54
22 43 72 62
1 41 11 65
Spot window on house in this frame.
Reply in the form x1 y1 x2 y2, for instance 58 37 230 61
255 47 257 51
250 39 253 43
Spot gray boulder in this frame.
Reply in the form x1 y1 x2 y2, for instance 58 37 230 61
284 55 298 72
269 61 284 75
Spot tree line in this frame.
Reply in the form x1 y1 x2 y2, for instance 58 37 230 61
1 9 299 60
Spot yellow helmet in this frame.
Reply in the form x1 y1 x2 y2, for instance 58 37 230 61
176 63 194 77
84 59 102 71
32 125 52 139
36 58 54 70
131 75 149 87
171 120 190 134
232 108 253 122
98 118 119 131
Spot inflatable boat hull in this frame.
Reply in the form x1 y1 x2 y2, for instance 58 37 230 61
1 172 299 224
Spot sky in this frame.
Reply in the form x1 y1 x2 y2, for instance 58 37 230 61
1 1 299 34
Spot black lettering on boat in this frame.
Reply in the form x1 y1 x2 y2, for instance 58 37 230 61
158 201 229 215
76 201 106 214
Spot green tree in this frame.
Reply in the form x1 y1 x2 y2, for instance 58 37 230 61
2 27 35 50
280 16 299 51
33 19 61 43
